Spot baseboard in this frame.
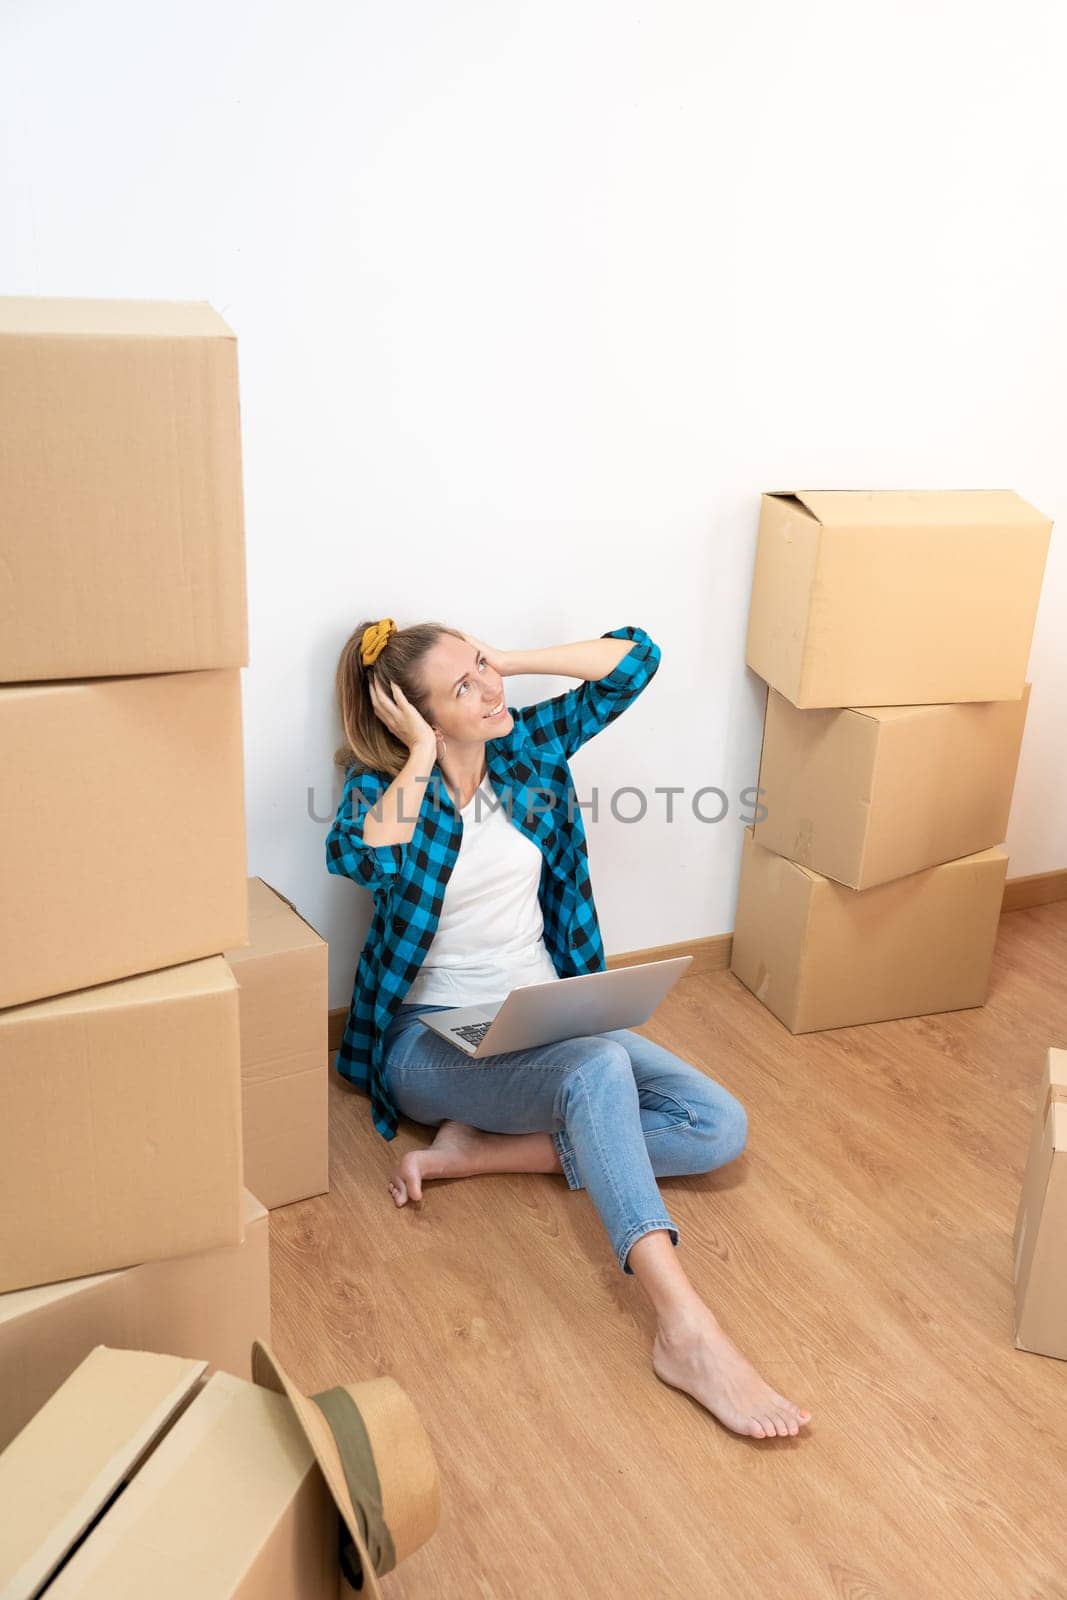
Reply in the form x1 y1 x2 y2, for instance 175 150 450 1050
1000 866 1067 913
326 866 1067 1052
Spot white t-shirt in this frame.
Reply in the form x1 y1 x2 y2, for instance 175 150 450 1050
402 774 562 1007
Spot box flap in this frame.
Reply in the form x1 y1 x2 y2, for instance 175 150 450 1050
0 297 234 340
1045 1049 1067 1151
849 681 1033 725
255 877 301 918
0 1346 206 1600
791 842 1008 888
256 877 325 940
0 1189 266 1326
225 879 325 966
0 955 237 1029
784 489 1050 529
763 491 820 522
241 1186 269 1227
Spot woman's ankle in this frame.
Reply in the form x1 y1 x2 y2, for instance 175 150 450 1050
655 1297 720 1344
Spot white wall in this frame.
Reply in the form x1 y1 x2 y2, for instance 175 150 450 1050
4 0 1065 1009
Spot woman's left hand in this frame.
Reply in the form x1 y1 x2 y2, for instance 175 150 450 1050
461 633 511 678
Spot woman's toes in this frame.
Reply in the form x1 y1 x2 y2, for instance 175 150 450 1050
388 1156 426 1206
399 1153 424 1201
748 1419 767 1438
775 1393 810 1425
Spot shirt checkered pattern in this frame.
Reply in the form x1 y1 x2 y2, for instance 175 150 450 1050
325 624 662 1140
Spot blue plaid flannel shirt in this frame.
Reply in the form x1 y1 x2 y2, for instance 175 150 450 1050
325 624 662 1140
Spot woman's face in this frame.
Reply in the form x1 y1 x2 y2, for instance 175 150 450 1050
420 635 513 746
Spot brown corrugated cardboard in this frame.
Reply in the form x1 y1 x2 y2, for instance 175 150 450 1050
0 1188 270 1452
745 490 1052 707
0 667 249 1008
0 296 248 682
0 1348 340 1600
1013 1047 1067 1360
753 683 1031 888
729 826 1008 1032
0 957 244 1294
0 1345 207 1600
224 879 330 1210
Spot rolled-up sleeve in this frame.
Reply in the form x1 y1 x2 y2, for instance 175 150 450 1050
325 768 407 894
516 625 662 759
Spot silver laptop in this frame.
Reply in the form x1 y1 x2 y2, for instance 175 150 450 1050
417 956 694 1057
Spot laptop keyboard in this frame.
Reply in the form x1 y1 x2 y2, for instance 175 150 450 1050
452 1020 492 1046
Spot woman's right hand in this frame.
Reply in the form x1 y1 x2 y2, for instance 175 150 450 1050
369 676 437 756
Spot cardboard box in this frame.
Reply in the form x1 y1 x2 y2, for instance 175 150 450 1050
0 1188 270 1452
0 1346 341 1600
1013 1047 1067 1360
745 490 1052 708
753 683 1031 889
729 827 1008 1032
224 879 330 1210
0 667 248 1008
0 296 248 682
0 957 244 1294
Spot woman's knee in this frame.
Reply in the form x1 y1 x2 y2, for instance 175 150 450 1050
694 1092 748 1169
558 1038 634 1103
567 1036 632 1073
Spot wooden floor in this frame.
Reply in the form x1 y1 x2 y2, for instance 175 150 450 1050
270 903 1067 1599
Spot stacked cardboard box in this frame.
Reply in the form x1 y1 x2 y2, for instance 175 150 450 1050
731 489 1052 1032
732 489 1066 1362
0 1190 270 1452
224 877 330 1211
0 298 267 1390
1013 1046 1067 1361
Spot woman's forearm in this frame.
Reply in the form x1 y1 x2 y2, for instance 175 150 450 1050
361 742 437 847
503 638 630 682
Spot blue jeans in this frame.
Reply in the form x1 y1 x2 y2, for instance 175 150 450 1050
382 1002 749 1276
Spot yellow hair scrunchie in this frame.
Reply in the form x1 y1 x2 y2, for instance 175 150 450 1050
360 617 397 667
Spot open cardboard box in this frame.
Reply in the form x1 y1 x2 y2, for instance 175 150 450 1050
745 490 1052 708
0 1345 345 1599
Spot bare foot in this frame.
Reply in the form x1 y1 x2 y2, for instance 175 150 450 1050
652 1305 813 1439
387 1120 486 1207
